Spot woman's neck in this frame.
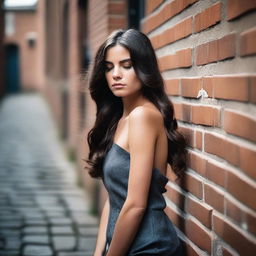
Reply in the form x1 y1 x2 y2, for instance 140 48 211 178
121 92 148 118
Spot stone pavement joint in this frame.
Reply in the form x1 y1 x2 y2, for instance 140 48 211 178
0 94 98 256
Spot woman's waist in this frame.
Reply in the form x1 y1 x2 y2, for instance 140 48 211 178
106 208 179 253
109 199 166 212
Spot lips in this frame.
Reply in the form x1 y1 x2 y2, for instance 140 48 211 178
112 83 126 88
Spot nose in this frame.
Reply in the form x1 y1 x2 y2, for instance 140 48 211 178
112 66 122 80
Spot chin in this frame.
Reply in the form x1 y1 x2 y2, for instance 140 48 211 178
112 91 128 96
113 92 128 98
111 89 141 98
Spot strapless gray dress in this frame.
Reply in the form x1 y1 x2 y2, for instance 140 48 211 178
102 143 183 256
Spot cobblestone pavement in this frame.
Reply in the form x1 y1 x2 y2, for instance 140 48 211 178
0 94 98 256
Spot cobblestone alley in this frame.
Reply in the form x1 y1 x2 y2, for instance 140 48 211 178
0 94 98 256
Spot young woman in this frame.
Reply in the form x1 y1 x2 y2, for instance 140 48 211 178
86 29 186 256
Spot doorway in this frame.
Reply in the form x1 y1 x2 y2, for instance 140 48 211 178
5 44 21 93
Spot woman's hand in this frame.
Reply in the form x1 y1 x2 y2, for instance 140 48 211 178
93 197 110 256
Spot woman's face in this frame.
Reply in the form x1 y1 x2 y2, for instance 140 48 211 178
104 44 142 98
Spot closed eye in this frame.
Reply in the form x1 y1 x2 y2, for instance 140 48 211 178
122 60 133 69
105 63 113 72
123 64 132 69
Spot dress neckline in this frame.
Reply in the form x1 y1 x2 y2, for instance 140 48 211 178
112 142 168 182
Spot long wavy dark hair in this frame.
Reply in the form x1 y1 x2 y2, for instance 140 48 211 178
85 29 186 179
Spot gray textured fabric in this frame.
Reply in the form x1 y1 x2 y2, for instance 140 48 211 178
102 143 183 256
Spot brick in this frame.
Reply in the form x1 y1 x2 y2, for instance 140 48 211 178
196 34 236 65
73 214 98 226
227 0 256 20
204 183 224 213
185 218 212 253
0 250 19 256
205 160 226 187
226 198 243 224
222 247 237 256
78 237 96 251
226 197 256 236
52 236 76 251
22 235 49 245
180 77 201 98
165 185 185 211
184 242 201 256
195 130 202 150
213 213 256 256
23 226 48 235
222 140 240 167
205 133 240 167
78 227 98 236
173 102 191 122
181 172 203 199
145 0 164 14
51 226 74 235
149 36 159 50
226 170 256 211
204 133 223 158
202 77 214 97
179 126 194 147
191 105 220 126
49 217 72 225
159 48 192 71
188 151 206 176
240 145 256 179
165 79 180 96
108 2 126 15
142 0 198 33
164 206 185 232
23 245 53 256
203 76 249 101
142 12 160 34
194 2 221 33
215 34 237 62
108 17 126 28
0 221 22 228
186 197 212 229
25 219 47 226
250 76 256 103
151 16 193 49
3 236 21 250
224 109 256 142
246 210 256 235
240 27 256 56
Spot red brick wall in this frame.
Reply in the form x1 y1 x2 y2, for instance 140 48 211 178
143 0 256 255
88 0 127 57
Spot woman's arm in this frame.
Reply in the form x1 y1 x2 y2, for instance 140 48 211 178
106 107 159 256
94 196 110 256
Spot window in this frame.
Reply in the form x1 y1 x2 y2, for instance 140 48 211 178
128 0 145 30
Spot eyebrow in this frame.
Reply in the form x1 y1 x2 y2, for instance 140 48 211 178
104 58 131 64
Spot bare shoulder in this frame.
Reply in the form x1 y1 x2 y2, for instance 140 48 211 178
128 105 163 132
127 106 162 154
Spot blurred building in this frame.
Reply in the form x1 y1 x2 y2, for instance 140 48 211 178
4 0 41 94
2 0 256 255
0 0 5 97
2 0 143 218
